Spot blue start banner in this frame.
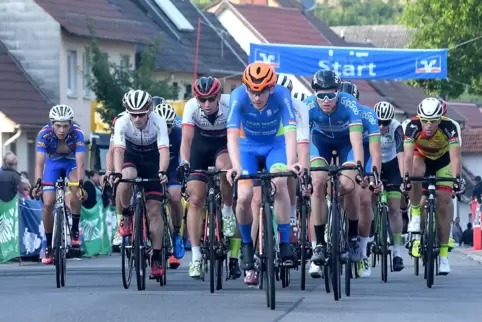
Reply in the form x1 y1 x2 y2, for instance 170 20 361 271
249 43 448 80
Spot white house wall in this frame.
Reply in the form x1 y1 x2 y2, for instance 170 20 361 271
0 0 61 103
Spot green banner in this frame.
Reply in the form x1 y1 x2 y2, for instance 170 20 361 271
80 199 111 257
0 197 20 263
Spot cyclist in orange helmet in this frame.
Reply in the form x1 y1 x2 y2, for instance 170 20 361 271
241 62 277 109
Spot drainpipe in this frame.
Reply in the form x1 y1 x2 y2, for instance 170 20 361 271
3 128 22 150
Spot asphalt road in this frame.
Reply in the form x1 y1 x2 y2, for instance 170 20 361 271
0 251 480 322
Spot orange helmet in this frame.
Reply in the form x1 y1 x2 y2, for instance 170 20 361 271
242 62 276 91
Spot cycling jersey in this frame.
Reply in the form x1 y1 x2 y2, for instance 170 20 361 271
404 116 460 160
293 98 309 144
228 84 296 175
305 92 362 165
182 95 230 182
36 124 86 160
36 124 86 190
182 94 230 139
359 105 380 143
228 84 296 144
112 113 169 153
402 116 462 146
381 119 404 163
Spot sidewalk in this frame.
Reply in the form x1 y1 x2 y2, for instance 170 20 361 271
452 246 482 264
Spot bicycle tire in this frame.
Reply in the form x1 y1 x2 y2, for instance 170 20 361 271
121 236 133 289
160 247 167 286
208 199 216 294
300 203 307 291
215 207 224 291
331 202 341 301
344 217 351 296
61 211 68 287
160 205 170 287
264 201 276 310
426 202 435 288
54 208 62 288
323 207 331 294
381 205 389 283
135 202 145 291
414 256 419 276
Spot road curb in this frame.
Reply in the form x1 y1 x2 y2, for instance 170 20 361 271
452 247 482 264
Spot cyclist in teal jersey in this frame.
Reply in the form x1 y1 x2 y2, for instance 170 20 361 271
226 62 300 285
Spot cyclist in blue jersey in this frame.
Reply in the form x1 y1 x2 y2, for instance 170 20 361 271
304 70 365 278
32 105 86 265
341 81 382 278
154 102 185 268
226 62 300 285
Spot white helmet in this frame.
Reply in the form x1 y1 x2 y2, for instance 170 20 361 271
374 101 394 121
418 98 443 119
293 92 307 101
123 89 152 113
49 104 74 122
276 73 293 92
155 103 177 124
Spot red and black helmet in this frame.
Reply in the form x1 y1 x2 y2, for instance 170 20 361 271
438 98 448 116
193 76 222 97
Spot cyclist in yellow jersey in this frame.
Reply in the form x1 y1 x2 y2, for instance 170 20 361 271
403 98 464 275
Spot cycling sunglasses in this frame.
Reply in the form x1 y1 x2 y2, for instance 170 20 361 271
197 95 218 103
129 111 149 118
316 92 338 101
378 119 391 126
420 117 441 124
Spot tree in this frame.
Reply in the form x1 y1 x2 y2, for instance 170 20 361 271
86 32 178 125
400 0 482 99
314 0 404 26
192 0 217 10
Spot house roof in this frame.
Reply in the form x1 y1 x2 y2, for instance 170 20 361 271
461 129 482 153
447 102 482 129
331 25 414 49
34 0 150 43
0 40 51 127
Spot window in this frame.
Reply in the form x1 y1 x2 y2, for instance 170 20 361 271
67 50 77 97
153 0 194 31
83 51 91 97
184 84 192 100
172 82 179 99
120 55 130 71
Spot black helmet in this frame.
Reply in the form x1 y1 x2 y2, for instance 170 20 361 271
311 70 341 91
194 76 222 97
152 96 166 106
340 82 359 100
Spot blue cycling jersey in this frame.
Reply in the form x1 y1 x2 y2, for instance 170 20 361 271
358 105 381 143
169 125 182 165
303 92 362 142
174 116 182 128
227 84 297 143
36 124 86 160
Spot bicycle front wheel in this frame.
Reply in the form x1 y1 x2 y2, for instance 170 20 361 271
300 203 307 291
264 202 276 310
331 202 341 301
135 203 146 291
426 203 435 288
381 205 389 283
208 201 216 294
53 208 64 288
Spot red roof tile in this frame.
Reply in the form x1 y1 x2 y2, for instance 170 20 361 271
233 5 330 46
462 129 482 153
34 0 150 43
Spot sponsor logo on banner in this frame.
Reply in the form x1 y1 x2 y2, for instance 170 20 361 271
416 56 442 73
254 49 280 68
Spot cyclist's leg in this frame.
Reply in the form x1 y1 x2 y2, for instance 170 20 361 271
350 143 372 276
383 158 404 271
309 137 331 276
185 147 210 278
266 141 296 263
41 159 60 264
117 153 137 236
433 154 454 274
215 148 236 237
167 161 184 262
66 160 82 247
408 151 426 233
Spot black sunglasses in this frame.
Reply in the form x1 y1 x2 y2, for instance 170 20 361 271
378 119 391 126
198 96 217 103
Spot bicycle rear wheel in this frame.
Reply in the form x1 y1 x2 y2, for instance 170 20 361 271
264 202 276 310
381 206 389 283
135 202 146 291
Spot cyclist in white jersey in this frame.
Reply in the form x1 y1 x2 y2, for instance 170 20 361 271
374 101 405 271
178 77 238 280
111 89 170 278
